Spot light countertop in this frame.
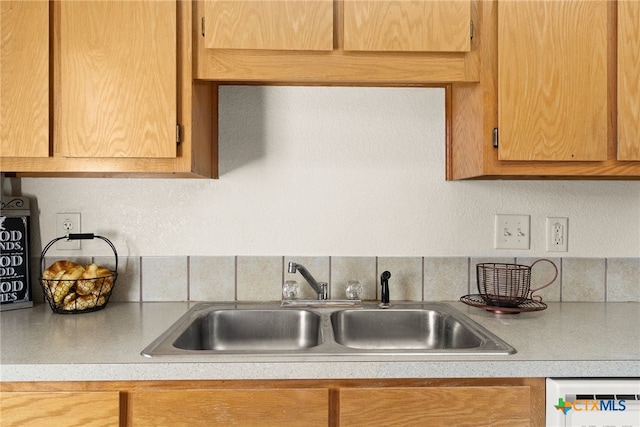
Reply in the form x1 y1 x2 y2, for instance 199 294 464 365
1 301 639 382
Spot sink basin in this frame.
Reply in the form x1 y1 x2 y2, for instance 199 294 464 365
142 305 324 356
141 302 515 357
331 309 483 350
173 309 322 351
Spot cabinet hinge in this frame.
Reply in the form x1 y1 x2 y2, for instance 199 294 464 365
492 128 499 149
176 124 182 146
201 16 205 37
470 20 474 40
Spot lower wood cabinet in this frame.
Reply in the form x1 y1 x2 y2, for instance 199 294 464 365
128 388 328 426
0 391 120 427
0 378 544 427
340 385 537 426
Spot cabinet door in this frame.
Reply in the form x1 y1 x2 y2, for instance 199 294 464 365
0 0 49 157
0 391 120 426
129 388 328 426
497 1 608 161
204 0 333 51
56 1 176 158
340 386 533 426
618 0 640 161
344 1 470 52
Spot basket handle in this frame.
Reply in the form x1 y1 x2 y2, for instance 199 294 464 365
67 233 97 240
40 234 118 274
529 258 558 293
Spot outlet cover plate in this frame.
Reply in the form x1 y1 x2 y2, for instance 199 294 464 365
56 213 81 250
494 214 530 250
546 217 568 252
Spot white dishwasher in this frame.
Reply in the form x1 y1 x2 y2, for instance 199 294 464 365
546 378 640 427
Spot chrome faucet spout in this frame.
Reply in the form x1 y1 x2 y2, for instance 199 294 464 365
288 262 328 300
287 262 298 274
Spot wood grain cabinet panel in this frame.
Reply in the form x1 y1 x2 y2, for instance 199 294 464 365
204 0 333 51
618 0 640 161
0 391 120 427
0 1 215 177
195 0 477 84
56 0 176 158
0 0 49 158
497 0 608 161
448 1 640 179
128 388 328 426
344 1 471 52
340 386 534 427
1 379 544 426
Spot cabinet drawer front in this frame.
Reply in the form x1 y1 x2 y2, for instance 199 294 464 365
129 388 328 426
344 1 471 52
0 391 120 427
205 1 333 51
340 386 532 427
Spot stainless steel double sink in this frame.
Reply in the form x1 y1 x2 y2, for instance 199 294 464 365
141 302 515 357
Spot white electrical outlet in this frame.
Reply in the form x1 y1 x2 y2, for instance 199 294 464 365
56 213 81 250
494 214 530 250
546 217 568 252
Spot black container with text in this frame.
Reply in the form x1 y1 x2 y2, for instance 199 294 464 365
0 196 33 311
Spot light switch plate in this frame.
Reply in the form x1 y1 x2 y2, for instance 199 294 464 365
494 214 530 250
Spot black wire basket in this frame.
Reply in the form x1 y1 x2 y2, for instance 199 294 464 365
476 259 557 308
40 234 118 314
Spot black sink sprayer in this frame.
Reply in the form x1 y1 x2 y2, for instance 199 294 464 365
380 271 391 308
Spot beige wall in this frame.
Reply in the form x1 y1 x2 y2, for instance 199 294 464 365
18 86 640 258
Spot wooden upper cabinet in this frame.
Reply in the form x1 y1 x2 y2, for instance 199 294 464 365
497 1 608 161
204 0 333 50
618 0 640 161
343 1 471 52
0 0 49 158
195 1 478 83
56 0 177 158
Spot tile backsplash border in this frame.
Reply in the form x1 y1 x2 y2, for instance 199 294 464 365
35 256 640 303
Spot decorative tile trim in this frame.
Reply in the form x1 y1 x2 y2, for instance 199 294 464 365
606 258 640 302
62 256 637 304
331 257 377 300
98 256 140 302
424 257 469 301
236 256 282 301
190 256 236 302
377 257 423 301
562 258 606 302
141 257 188 302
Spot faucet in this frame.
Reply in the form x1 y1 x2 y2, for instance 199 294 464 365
287 262 328 300
380 271 391 308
